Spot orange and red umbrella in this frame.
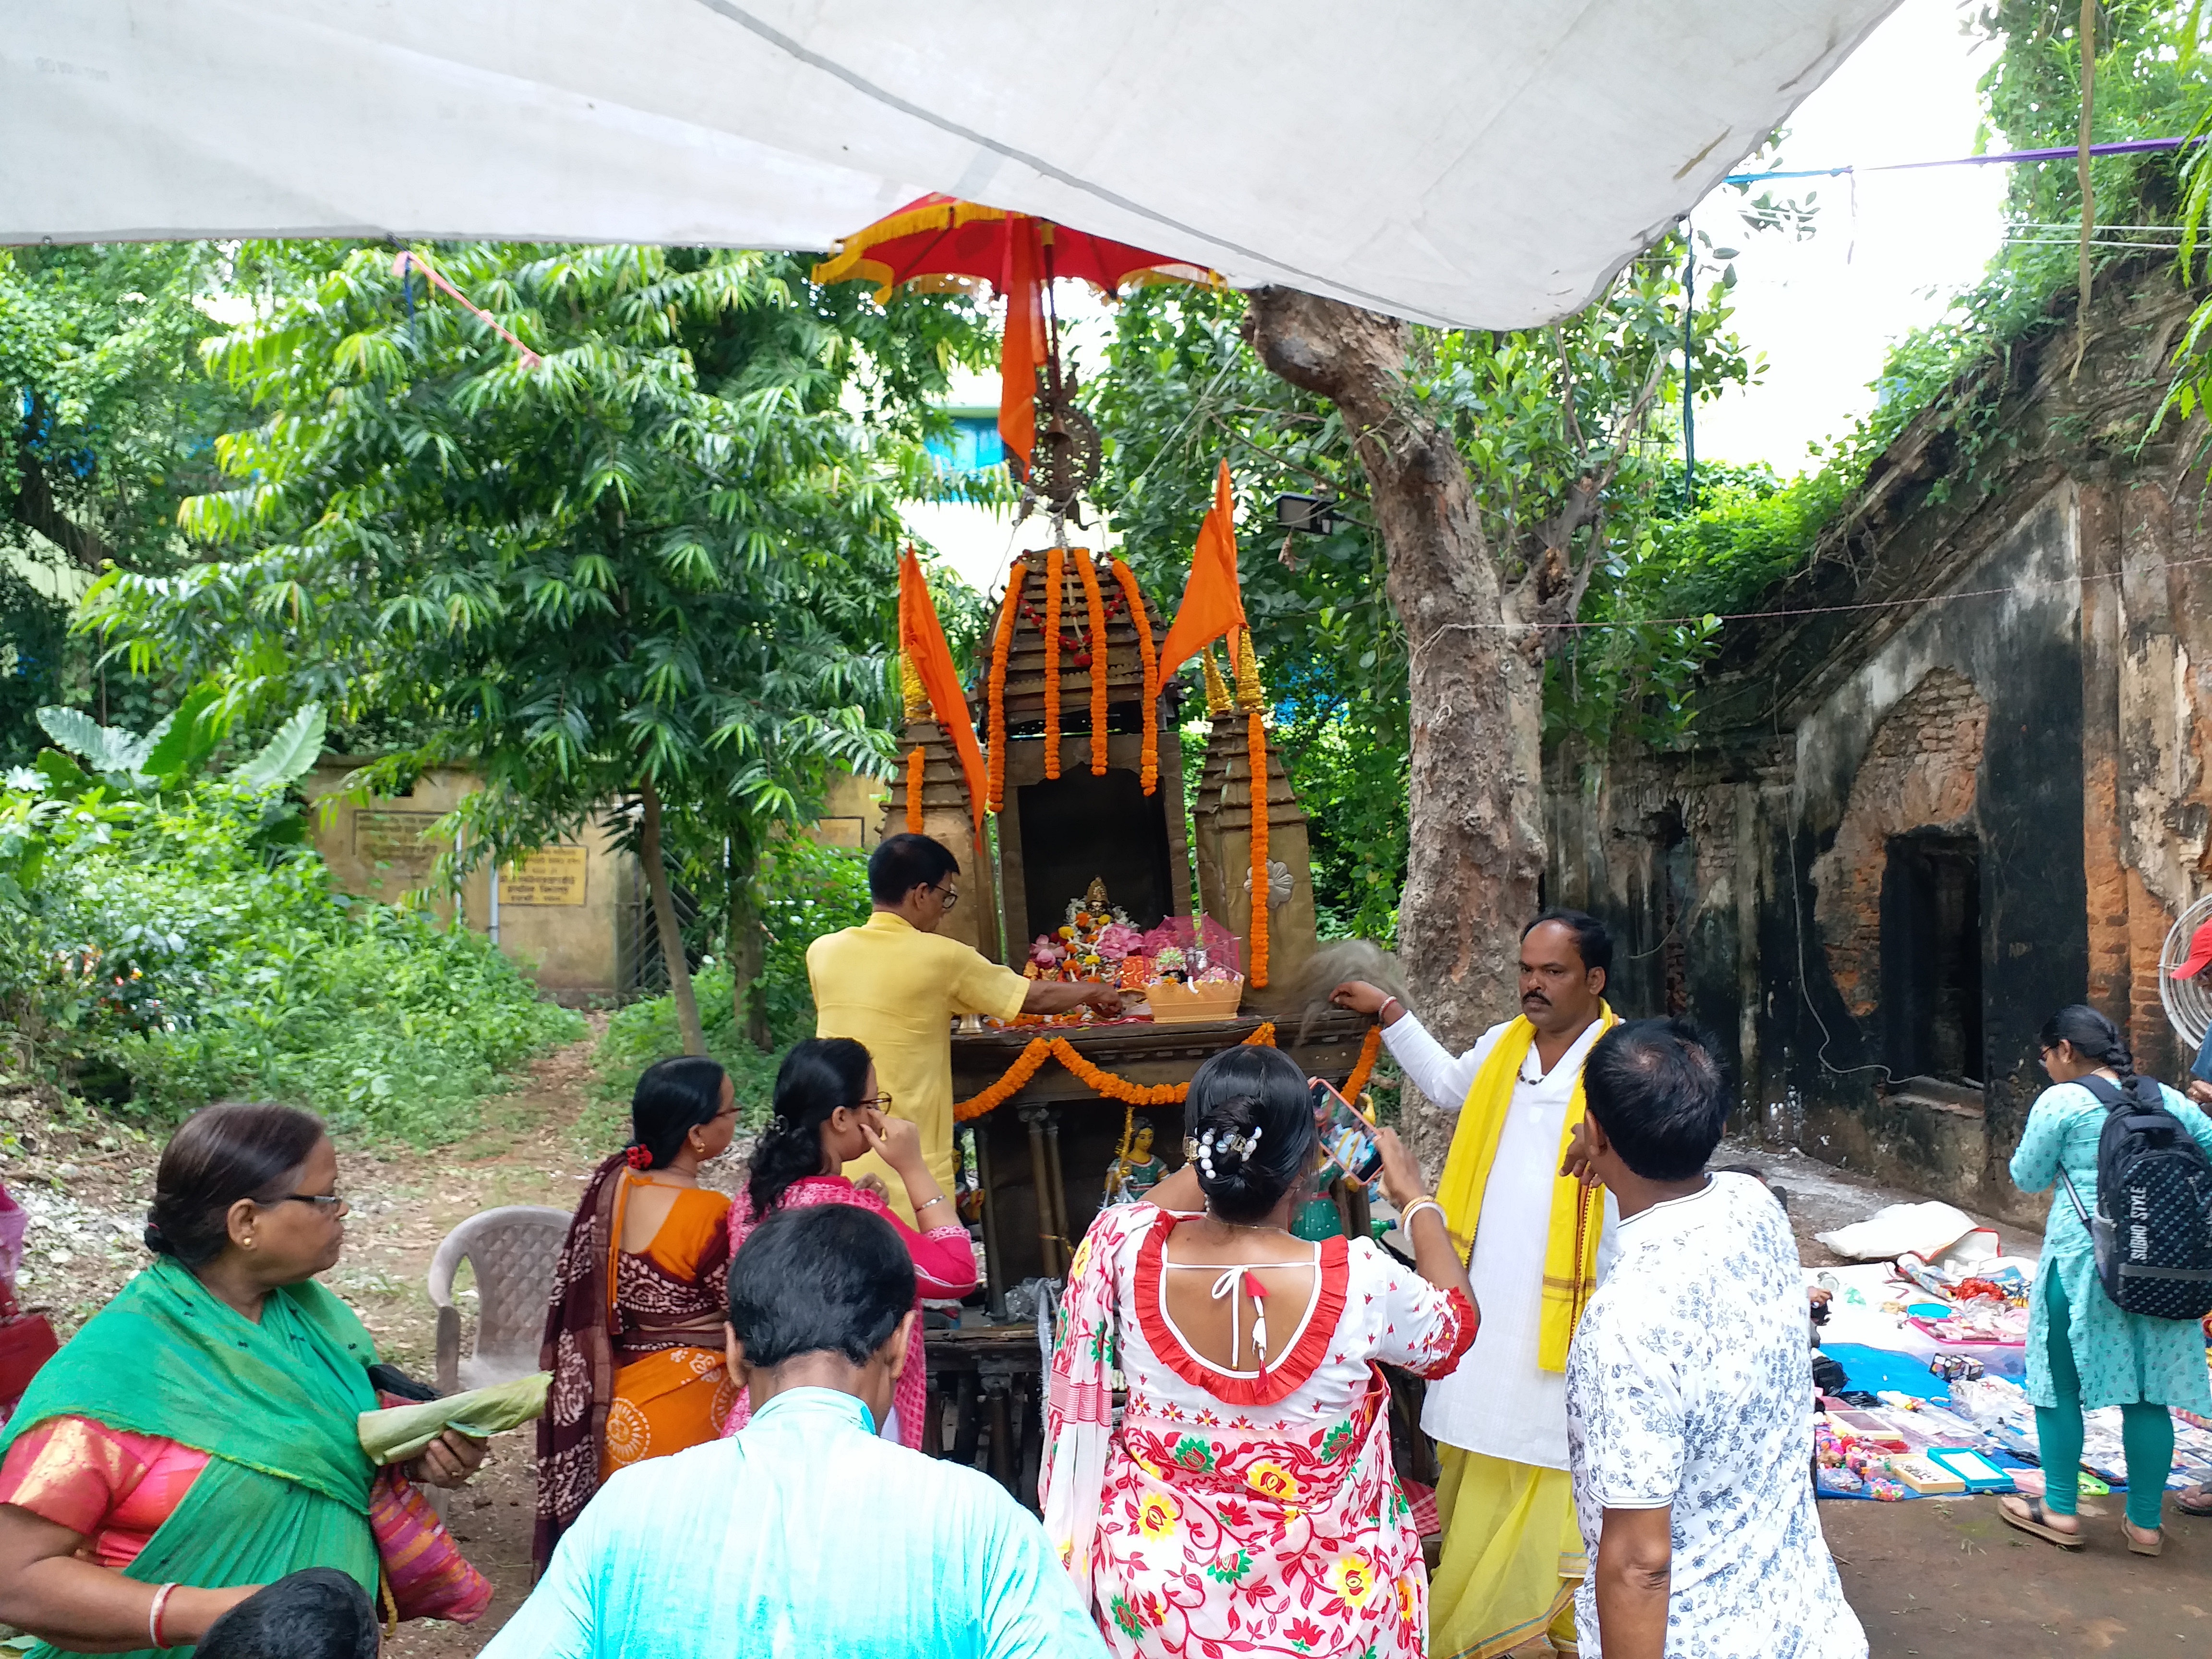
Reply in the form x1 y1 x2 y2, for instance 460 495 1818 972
813 194 1210 479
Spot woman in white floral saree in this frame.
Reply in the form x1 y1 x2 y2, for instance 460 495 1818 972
1043 1046 1477 1659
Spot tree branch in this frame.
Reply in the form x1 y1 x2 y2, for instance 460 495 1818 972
8 430 114 572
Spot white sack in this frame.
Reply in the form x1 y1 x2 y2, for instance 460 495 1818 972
1813 1200 1980 1262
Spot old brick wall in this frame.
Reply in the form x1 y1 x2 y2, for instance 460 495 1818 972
1808 667 1989 1021
1545 265 2212 1215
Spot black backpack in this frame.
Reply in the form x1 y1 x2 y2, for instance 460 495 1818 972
2056 1075 2212 1321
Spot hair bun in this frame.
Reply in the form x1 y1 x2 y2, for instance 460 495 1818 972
143 1218 172 1255
624 1144 653 1170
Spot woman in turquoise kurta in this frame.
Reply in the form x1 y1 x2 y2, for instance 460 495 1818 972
1999 1005 2212 1555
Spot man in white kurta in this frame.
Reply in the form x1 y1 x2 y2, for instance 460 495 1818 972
1334 911 1619 1659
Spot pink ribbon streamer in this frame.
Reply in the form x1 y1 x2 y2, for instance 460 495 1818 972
390 250 541 369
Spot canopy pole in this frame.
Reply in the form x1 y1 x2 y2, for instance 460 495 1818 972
1682 224 1695 510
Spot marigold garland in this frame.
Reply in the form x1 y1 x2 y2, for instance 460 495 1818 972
1343 1022 1382 1106
904 745 926 833
954 1022 1279 1121
1248 709 1270 989
986 558 1025 813
1078 553 1109 776
1042 547 1065 781
1109 557 1159 795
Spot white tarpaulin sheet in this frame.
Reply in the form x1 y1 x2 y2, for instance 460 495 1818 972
2 0 1899 329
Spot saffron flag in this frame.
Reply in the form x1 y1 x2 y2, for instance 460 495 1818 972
1156 461 1247 686
998 224 1046 478
899 551 991 831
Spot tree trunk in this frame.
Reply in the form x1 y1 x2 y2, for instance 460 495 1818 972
1243 289 1546 1163
728 851 770 1052
10 423 115 571
638 779 706 1057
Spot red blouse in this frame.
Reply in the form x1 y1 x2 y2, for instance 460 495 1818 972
0 1416 210 1568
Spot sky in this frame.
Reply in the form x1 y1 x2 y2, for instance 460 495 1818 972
1691 0 2008 474
909 0 2008 584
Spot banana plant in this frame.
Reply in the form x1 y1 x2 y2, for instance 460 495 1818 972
34 695 325 799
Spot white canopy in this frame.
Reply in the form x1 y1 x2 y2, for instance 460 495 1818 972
4 0 1898 329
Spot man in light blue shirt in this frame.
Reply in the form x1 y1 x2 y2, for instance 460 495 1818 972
485 1203 1106 1659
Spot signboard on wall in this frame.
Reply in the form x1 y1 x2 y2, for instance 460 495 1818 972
502 846 588 906
354 810 446 879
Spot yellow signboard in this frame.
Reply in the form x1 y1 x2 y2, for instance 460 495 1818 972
502 846 588 907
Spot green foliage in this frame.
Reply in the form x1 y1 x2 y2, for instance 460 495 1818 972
85 245 986 868
0 243 243 570
0 243 269 762
0 565 70 769
1090 224 1767 925
0 765 581 1143
591 836 871 1115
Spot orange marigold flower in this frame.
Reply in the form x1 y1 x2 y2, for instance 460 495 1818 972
1109 558 1160 796
1078 553 1108 776
1248 710 1270 988
1042 547 1064 781
986 557 1025 815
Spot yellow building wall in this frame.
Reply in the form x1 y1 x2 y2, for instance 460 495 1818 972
809 769 889 850
303 762 627 1000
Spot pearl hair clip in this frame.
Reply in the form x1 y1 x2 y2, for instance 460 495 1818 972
1190 1125 1262 1179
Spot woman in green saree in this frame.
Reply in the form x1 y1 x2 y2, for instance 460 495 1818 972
0 1103 486 1655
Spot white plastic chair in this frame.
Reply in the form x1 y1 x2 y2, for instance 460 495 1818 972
427 1206 571 1394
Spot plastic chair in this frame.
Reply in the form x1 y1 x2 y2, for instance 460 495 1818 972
427 1206 571 1395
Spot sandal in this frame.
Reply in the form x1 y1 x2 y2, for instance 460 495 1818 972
2000 1495 2085 1549
2123 1516 2164 1556
2179 1483 2212 1518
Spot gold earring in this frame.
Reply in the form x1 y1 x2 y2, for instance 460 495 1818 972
242 1236 256 1249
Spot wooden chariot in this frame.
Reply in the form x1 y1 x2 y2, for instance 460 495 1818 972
885 546 1374 1504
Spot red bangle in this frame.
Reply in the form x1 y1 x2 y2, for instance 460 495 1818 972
149 1581 178 1650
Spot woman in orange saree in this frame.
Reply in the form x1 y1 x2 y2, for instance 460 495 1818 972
534 1057 738 1570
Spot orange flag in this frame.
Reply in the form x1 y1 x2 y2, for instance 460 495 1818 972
998 224 1046 478
900 551 991 831
1156 461 1247 686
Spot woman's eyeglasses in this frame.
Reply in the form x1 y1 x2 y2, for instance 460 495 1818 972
273 1192 349 1216
853 1093 895 1112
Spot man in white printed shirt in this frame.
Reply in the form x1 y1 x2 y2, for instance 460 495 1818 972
1333 911 1620 1659
1562 1019 1863 1659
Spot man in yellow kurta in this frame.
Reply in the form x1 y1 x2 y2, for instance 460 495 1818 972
811 833 1122 1224
1334 911 1619 1657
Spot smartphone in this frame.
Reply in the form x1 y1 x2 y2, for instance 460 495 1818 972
1310 1077 1384 1183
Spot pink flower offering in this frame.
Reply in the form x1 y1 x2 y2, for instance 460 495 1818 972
1094 922 1143 960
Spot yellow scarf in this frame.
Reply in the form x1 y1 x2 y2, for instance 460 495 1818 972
1433 1004 1617 1372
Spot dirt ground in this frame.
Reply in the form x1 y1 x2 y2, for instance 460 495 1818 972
8 1046 2212 1656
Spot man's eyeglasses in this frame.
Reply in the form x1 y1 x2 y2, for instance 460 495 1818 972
933 883 960 912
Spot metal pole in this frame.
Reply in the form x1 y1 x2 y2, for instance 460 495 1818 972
1682 227 1696 509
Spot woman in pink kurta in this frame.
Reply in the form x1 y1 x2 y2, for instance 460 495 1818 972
722 1037 976 1449
1044 1045 1477 1659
